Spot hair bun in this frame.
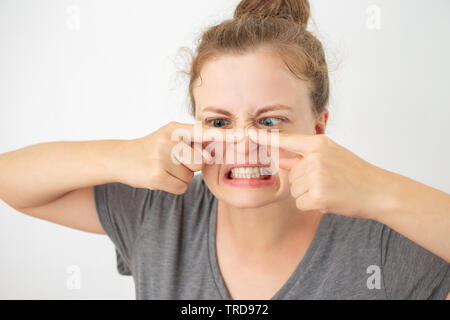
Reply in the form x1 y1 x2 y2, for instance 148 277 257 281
234 0 310 29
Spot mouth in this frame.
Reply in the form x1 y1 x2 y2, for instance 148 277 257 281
223 165 274 187
225 166 272 180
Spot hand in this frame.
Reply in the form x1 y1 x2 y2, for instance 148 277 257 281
251 132 395 220
111 121 212 194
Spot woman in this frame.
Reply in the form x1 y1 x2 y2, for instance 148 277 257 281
0 0 449 300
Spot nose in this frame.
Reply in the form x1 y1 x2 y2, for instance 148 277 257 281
228 128 268 166
232 128 257 153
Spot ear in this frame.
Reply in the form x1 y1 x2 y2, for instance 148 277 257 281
315 109 329 134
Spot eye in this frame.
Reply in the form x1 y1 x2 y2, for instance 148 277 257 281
258 117 283 127
207 118 229 128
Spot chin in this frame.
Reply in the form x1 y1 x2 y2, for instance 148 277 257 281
219 193 280 209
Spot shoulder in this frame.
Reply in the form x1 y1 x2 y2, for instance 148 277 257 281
324 213 450 299
320 213 385 250
323 212 449 266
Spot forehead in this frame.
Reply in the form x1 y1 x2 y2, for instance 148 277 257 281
193 47 310 115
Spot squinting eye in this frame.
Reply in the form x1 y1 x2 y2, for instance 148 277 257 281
209 119 229 128
259 117 282 127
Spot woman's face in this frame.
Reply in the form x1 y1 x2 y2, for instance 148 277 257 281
193 46 328 208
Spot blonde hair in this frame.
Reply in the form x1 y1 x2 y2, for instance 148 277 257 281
183 0 329 117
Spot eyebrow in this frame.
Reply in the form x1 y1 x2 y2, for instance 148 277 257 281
201 107 234 117
253 104 294 117
200 104 294 117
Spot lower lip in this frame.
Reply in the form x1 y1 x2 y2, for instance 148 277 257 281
223 172 275 188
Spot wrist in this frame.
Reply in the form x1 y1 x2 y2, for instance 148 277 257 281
97 139 132 184
368 166 423 225
361 165 405 222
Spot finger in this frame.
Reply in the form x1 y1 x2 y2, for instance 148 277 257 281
295 192 318 212
170 141 208 173
165 158 195 183
168 122 236 145
288 158 309 183
201 127 237 143
248 129 320 156
156 171 188 195
183 142 209 172
290 175 310 198
279 156 302 171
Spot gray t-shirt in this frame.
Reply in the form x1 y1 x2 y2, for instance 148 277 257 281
94 173 450 299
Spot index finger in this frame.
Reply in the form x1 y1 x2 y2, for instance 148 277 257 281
248 129 320 156
169 122 238 144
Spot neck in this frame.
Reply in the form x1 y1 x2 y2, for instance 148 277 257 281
217 196 324 252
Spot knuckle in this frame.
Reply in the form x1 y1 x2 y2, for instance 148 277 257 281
150 172 164 184
309 187 326 206
291 184 303 198
173 182 188 195
295 197 302 209
296 197 308 211
166 121 179 128
149 166 166 182
162 121 178 134
185 170 195 181
290 183 297 196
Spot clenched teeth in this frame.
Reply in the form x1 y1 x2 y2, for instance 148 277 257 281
230 167 271 179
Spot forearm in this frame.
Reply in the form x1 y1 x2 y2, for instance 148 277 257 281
375 171 450 263
0 140 124 209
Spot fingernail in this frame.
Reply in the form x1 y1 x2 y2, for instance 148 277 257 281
248 129 257 140
233 129 244 141
202 150 212 163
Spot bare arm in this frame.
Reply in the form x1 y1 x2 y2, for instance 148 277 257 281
0 140 123 209
253 132 450 264
0 140 125 234
0 122 209 235
375 172 450 263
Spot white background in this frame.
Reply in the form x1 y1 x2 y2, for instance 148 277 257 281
0 0 449 299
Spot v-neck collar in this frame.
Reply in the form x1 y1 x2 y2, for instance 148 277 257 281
207 196 330 300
